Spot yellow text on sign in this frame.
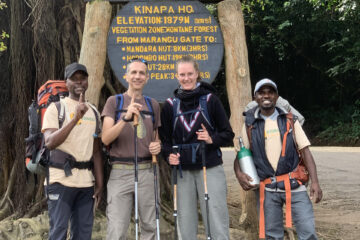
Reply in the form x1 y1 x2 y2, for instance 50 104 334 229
134 5 194 14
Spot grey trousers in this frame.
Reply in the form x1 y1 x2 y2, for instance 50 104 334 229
106 168 157 240
176 165 230 240
264 191 318 240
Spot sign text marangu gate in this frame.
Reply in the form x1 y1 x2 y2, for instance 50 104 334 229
107 0 224 102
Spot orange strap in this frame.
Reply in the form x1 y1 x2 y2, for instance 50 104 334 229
281 120 291 157
259 174 292 239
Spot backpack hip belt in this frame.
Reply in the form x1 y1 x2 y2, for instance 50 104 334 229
49 149 93 177
174 143 200 164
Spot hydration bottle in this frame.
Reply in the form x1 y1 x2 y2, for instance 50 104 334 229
237 137 260 188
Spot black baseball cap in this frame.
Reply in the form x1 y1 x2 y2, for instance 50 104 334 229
64 62 88 80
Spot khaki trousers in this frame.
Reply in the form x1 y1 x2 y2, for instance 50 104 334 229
106 167 157 240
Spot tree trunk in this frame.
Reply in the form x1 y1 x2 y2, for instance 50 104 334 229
79 1 112 107
0 0 10 198
0 0 34 220
0 0 87 220
218 0 258 239
32 0 58 84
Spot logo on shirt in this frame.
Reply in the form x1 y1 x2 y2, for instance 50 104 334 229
264 128 280 139
70 112 95 125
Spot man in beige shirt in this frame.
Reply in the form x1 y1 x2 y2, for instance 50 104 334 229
234 78 322 239
42 62 103 240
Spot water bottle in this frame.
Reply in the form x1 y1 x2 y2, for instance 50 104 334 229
237 137 260 188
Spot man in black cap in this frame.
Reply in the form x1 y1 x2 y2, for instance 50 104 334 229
42 62 103 240
234 78 322 239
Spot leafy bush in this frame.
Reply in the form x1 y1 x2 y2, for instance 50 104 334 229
312 100 360 145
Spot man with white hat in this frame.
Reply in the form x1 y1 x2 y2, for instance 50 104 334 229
245 78 305 125
234 78 322 239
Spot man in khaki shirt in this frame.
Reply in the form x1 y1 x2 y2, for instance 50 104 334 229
101 58 161 240
42 62 103 240
234 78 322 239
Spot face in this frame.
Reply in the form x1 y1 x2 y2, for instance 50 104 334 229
126 61 149 91
66 71 88 99
176 62 199 90
255 85 279 111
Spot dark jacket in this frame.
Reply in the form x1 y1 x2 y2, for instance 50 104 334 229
244 107 300 189
159 82 234 170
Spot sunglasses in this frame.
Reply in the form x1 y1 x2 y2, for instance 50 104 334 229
129 58 148 66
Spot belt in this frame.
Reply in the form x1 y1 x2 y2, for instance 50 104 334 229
112 162 152 170
109 156 152 163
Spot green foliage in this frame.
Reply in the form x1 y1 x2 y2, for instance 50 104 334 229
241 2 357 112
205 4 217 15
306 100 360 145
0 1 7 10
0 0 8 52
0 30 9 52
320 1 360 78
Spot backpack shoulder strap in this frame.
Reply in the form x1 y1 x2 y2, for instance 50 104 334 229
115 94 124 123
286 112 295 138
88 103 101 137
143 95 155 125
286 112 303 160
199 94 213 129
281 111 302 158
172 97 180 132
55 101 65 128
246 124 253 150
244 109 257 150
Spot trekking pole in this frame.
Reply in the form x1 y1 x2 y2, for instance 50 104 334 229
199 129 212 240
152 132 161 240
134 114 139 240
172 146 179 240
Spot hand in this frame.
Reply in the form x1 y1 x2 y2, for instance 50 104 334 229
93 185 103 209
310 182 322 203
234 160 255 191
149 141 161 155
124 94 142 121
236 172 255 191
196 124 213 144
74 93 89 121
168 153 180 165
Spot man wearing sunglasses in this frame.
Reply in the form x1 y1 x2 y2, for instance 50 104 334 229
101 58 161 239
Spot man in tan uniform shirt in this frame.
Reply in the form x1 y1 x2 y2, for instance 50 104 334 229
42 62 103 240
234 78 322 239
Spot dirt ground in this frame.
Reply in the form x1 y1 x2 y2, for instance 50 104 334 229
0 147 359 239
224 147 360 240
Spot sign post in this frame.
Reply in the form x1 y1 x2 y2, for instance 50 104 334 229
107 0 223 102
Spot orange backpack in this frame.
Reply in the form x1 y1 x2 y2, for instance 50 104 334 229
25 80 68 174
37 80 69 124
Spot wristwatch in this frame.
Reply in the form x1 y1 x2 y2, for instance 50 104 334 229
122 115 133 122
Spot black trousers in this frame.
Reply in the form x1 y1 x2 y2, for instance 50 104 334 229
46 183 94 240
